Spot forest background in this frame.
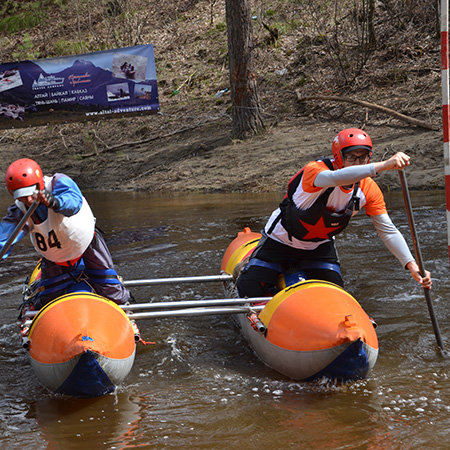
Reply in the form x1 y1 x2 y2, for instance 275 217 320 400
0 0 445 193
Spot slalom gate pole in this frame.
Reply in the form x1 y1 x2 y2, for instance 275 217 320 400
441 0 450 269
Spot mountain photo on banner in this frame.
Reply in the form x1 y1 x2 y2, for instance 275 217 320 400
0 44 159 130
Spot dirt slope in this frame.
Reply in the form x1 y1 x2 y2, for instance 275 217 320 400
0 0 445 193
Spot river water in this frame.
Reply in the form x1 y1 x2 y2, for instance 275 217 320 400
0 189 449 450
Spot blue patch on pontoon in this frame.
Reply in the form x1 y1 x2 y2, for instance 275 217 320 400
305 339 370 382
56 350 115 397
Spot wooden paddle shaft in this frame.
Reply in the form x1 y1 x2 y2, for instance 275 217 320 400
398 170 444 350
0 199 40 261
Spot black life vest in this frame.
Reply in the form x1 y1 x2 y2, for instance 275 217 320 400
268 159 360 242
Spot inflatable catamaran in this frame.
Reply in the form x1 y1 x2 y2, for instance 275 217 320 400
18 227 378 397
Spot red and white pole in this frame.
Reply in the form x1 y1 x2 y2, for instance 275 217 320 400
442 0 450 265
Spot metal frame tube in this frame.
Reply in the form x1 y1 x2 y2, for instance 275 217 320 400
128 305 265 320
122 297 270 311
21 297 270 319
123 274 233 286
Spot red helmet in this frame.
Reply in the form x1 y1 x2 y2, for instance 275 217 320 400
332 128 373 169
5 158 44 199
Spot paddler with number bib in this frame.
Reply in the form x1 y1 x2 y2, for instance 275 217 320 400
0 158 131 309
236 128 432 297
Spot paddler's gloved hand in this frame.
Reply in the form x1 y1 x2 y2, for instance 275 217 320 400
36 189 60 210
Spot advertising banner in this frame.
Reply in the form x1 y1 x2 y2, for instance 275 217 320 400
0 44 159 130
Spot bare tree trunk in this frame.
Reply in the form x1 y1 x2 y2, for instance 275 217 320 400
367 0 376 48
225 0 264 139
39 0 47 57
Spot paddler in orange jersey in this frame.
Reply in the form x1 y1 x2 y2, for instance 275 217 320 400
236 128 432 297
0 158 131 309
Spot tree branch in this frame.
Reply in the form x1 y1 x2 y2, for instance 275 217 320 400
79 118 220 159
296 92 439 131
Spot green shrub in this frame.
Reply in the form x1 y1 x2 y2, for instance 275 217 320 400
54 39 87 56
12 33 40 60
0 13 40 33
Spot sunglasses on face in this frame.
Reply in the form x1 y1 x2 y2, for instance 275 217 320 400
343 154 370 163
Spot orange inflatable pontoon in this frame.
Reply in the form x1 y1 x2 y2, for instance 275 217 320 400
20 266 136 397
221 228 379 382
